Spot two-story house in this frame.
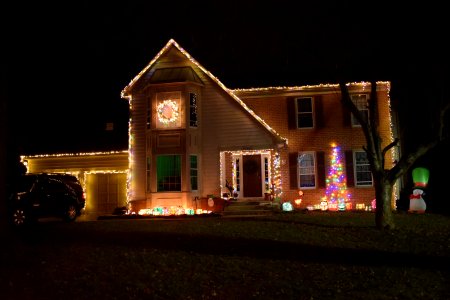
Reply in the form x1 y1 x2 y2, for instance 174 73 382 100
23 39 396 216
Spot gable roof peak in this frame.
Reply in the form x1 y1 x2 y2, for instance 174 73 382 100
120 39 287 146
121 39 185 98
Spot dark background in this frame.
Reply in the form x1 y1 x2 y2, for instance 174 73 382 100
3 1 449 211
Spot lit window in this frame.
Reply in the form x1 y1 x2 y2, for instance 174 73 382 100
298 152 316 188
157 155 181 192
189 93 198 127
235 158 240 192
354 151 372 186
296 97 314 128
351 94 369 126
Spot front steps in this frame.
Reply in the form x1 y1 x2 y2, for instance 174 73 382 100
221 199 277 217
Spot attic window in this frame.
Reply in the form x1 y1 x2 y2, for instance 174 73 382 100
295 97 314 128
351 94 369 127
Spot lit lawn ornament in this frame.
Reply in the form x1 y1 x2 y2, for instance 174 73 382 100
320 197 328 211
409 189 426 213
294 190 303 207
412 167 429 188
355 203 365 210
409 167 429 214
282 201 293 211
371 198 376 211
328 203 338 211
324 143 350 212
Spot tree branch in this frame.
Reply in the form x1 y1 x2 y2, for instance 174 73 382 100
339 82 367 127
438 102 450 140
387 140 438 183
382 138 399 159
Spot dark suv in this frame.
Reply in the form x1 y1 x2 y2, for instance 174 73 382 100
10 173 86 226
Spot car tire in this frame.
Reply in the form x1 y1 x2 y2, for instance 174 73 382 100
64 203 78 222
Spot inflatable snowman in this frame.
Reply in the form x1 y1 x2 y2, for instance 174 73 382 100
409 188 426 213
408 167 429 214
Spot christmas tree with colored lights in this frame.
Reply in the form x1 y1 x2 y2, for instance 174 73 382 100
325 143 350 211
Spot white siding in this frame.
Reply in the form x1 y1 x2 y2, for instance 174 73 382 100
130 95 148 201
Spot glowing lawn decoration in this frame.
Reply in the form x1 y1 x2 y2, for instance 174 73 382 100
282 202 293 211
137 206 210 216
320 197 328 211
294 190 303 206
324 143 351 211
409 167 429 213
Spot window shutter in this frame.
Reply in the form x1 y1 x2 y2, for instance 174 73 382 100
343 105 352 126
287 98 297 129
345 150 355 187
289 152 298 189
314 96 324 129
316 151 326 188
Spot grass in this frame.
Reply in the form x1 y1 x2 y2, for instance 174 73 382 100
1 211 449 300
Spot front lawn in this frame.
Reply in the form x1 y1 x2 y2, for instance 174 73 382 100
1 211 449 299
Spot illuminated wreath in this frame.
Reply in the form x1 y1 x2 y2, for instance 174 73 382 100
157 99 179 124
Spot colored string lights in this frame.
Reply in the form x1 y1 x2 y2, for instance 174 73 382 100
325 143 351 211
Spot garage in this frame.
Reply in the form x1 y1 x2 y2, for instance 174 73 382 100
85 173 127 215
22 151 130 217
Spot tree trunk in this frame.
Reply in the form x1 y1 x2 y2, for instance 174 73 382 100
0 85 9 236
374 179 395 230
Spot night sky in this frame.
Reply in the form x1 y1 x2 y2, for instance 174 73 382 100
3 1 449 157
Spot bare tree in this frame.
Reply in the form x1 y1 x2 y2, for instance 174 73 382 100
0 67 9 235
339 80 450 230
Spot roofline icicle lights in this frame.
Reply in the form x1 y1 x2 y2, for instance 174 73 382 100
21 150 129 159
231 81 391 93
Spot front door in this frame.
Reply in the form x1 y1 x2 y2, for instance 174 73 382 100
243 155 262 197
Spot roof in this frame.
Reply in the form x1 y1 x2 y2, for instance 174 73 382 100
232 81 391 98
121 39 287 146
148 67 203 85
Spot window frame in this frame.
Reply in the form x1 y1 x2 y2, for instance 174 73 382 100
297 151 316 189
353 150 373 187
295 97 314 129
156 154 182 192
189 92 198 128
146 97 151 129
189 155 198 191
146 156 151 192
350 94 369 127
155 91 182 129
